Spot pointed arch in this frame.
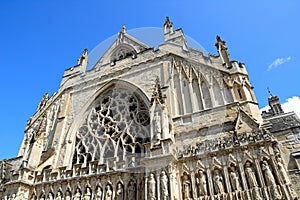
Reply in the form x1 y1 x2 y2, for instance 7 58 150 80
68 80 151 167
200 77 212 109
212 78 224 106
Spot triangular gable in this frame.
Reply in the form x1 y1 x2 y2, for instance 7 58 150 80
95 25 149 67
234 106 260 134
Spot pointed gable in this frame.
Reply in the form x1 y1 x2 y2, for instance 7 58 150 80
234 106 260 134
94 25 149 67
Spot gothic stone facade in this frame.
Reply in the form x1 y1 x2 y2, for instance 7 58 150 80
1 17 299 200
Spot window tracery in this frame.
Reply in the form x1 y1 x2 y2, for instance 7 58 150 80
73 87 150 165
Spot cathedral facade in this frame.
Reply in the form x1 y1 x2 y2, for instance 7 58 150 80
1 17 300 200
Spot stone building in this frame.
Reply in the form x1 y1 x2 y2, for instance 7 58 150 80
0 17 299 199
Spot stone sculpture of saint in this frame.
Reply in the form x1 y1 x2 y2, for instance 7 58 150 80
115 183 123 200
182 173 191 199
65 191 71 200
196 169 208 196
148 173 156 200
213 169 225 194
128 180 136 200
153 112 162 144
276 157 290 184
261 161 276 186
84 187 92 200
47 193 54 200
244 161 259 188
95 187 102 200
261 161 281 199
55 191 62 200
229 166 242 191
105 185 113 200
73 188 81 200
160 171 169 200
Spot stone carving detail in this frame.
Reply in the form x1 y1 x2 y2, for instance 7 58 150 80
95 186 102 200
196 169 208 197
229 166 242 191
73 87 150 165
148 173 156 200
261 160 282 199
177 130 273 158
244 161 259 188
115 182 124 200
160 171 169 200
127 179 136 200
182 173 191 200
213 169 225 194
105 185 113 200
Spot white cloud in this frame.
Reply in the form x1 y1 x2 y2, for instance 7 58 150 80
259 96 300 117
267 56 291 71
282 96 300 117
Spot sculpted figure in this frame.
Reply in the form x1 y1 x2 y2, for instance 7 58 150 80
276 157 290 184
128 180 136 200
160 171 169 200
115 183 123 200
261 161 281 199
95 187 102 200
182 173 191 199
261 161 276 186
47 193 54 200
196 169 208 196
65 190 71 200
73 188 81 200
229 166 242 191
153 112 162 144
213 169 225 194
55 191 62 200
105 185 113 200
245 161 259 188
84 187 92 200
148 173 156 200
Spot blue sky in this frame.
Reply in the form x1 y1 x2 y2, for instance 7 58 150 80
0 1 299 160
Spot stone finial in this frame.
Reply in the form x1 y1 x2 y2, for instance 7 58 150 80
267 87 273 97
117 24 126 44
150 77 166 106
77 48 88 65
215 35 231 68
164 16 174 34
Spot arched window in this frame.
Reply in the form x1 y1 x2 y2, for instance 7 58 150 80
72 86 150 166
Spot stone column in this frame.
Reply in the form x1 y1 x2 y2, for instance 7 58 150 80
145 175 148 200
156 171 161 200
188 80 197 113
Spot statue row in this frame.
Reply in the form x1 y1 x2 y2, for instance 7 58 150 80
181 157 292 199
148 171 169 200
30 179 143 200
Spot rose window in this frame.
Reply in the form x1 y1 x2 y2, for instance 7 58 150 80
72 87 150 165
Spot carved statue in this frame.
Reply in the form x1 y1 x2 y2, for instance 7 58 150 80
276 157 290 184
37 92 49 110
261 160 281 199
55 191 62 200
149 173 157 200
47 193 54 200
138 178 144 200
196 169 208 196
105 185 113 200
65 190 71 200
160 171 169 200
244 161 259 188
213 169 225 194
229 166 242 191
84 187 92 200
153 112 162 144
95 186 102 200
115 183 123 200
261 161 276 186
164 16 174 34
128 180 136 200
182 173 191 199
73 188 81 200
